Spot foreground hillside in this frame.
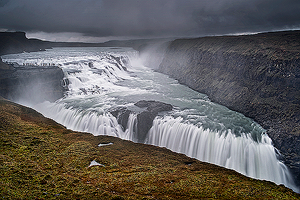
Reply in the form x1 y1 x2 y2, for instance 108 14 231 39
0 99 299 199
158 30 300 184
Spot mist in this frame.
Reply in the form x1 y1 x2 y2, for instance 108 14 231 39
0 61 65 106
11 75 58 106
138 40 171 70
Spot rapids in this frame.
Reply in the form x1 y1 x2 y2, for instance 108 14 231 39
2 47 298 192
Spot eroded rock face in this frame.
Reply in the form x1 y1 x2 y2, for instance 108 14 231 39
0 63 66 104
157 31 300 185
135 100 173 142
110 100 173 142
110 107 131 131
0 58 14 70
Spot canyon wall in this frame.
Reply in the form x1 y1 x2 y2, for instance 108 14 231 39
0 61 65 104
157 30 300 184
0 32 68 103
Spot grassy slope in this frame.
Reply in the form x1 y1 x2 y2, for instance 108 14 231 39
0 99 299 199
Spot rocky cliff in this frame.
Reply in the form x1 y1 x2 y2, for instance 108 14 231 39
158 30 300 184
0 32 67 104
0 31 166 56
0 61 65 104
110 100 173 143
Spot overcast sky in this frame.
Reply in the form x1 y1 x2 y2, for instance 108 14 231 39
0 0 300 42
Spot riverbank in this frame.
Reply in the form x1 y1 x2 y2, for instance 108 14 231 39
1 98 299 199
157 30 300 185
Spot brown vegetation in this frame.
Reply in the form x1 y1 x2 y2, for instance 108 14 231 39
0 99 299 199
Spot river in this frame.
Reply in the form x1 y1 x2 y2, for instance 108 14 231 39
2 47 298 192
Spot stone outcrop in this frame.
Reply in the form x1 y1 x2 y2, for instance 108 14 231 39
110 100 173 142
0 58 14 70
0 62 66 104
135 100 173 142
0 32 67 105
157 30 300 184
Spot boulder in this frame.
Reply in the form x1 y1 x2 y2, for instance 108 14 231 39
110 107 131 131
110 100 173 142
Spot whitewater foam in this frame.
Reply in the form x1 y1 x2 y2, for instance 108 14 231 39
2 47 298 192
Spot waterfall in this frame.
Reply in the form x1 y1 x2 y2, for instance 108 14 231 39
3 47 298 193
146 116 298 192
123 113 138 141
34 101 138 141
36 101 298 192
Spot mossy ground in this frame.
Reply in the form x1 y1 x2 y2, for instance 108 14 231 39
0 99 299 199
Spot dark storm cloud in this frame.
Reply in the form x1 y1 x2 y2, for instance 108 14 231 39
0 0 300 39
0 0 9 7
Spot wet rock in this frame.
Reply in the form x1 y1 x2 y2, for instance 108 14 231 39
110 107 131 131
0 63 65 103
157 31 300 185
109 100 173 142
135 110 155 142
134 100 173 113
134 100 173 142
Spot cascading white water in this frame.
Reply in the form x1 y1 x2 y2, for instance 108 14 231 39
34 101 136 141
146 116 295 188
2 47 298 192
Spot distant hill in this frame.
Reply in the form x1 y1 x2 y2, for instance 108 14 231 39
0 31 166 56
0 32 52 55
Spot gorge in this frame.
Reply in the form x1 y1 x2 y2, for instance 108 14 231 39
1 30 300 193
153 30 300 185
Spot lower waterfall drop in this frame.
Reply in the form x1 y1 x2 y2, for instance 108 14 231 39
3 46 298 193
146 116 298 192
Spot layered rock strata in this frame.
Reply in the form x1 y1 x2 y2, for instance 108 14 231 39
0 62 65 104
157 30 300 184
110 100 173 143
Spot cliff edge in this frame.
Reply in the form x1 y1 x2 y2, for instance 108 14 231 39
158 30 300 184
0 59 65 104
0 32 66 103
